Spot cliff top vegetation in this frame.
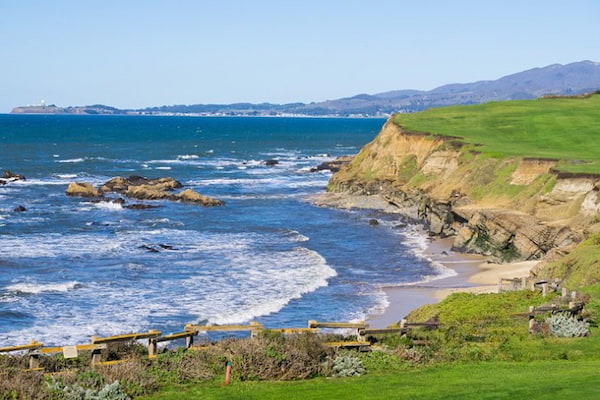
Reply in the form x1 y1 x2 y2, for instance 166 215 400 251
393 93 600 174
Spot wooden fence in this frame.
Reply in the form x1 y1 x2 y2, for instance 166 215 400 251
0 318 441 372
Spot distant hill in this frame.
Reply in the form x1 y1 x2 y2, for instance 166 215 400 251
11 60 600 117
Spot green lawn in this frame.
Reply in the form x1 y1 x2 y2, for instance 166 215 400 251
141 360 600 399
393 94 600 173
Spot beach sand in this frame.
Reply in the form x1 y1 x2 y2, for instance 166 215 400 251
367 237 539 328
312 192 540 329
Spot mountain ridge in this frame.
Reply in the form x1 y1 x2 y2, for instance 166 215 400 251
11 60 600 117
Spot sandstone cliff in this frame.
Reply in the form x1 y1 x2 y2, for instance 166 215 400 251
328 119 600 262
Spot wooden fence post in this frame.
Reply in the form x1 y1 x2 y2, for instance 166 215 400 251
528 306 536 333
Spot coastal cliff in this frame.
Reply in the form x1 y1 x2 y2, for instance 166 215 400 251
328 119 600 263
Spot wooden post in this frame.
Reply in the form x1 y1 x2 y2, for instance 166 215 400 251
541 283 548 297
561 287 568 298
400 319 407 329
250 321 262 338
521 277 527 290
28 352 41 370
91 348 103 366
148 338 157 358
497 277 503 292
571 291 578 300
528 306 536 334
185 334 194 349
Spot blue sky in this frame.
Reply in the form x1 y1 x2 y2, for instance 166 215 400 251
1 0 598 112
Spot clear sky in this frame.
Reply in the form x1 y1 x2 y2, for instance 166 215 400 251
1 0 598 112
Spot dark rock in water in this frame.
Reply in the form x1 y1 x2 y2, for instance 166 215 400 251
124 203 161 210
310 156 354 173
368 219 379 226
2 170 26 183
158 244 176 250
3 171 26 181
139 244 160 253
13 205 27 212
264 159 279 167
111 197 126 205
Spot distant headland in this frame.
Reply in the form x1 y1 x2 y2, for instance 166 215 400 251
11 60 600 117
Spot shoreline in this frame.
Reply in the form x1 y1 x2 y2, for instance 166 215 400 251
312 192 539 329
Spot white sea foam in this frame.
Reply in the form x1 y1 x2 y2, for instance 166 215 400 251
0 233 124 258
57 158 85 163
56 174 78 179
155 166 172 170
177 154 200 160
0 239 337 346
92 201 124 211
6 281 81 294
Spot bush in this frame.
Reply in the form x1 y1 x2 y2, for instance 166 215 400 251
331 354 365 377
546 313 590 337
217 332 333 381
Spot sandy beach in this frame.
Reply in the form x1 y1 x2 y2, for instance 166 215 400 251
367 236 540 328
313 192 540 329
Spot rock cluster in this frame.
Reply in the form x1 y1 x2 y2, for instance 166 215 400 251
0 170 26 185
310 156 354 173
66 175 223 207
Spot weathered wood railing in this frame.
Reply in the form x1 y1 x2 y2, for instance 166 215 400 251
1 318 441 371
308 320 370 347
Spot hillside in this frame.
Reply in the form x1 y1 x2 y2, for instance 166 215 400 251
11 61 600 117
328 94 600 269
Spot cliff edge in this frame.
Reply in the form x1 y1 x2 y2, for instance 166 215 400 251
328 118 600 264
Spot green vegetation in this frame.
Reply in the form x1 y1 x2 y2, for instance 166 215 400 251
4 282 600 399
394 94 600 173
537 233 600 288
142 361 600 399
140 285 600 399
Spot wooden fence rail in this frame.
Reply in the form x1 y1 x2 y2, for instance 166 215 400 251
1 318 441 371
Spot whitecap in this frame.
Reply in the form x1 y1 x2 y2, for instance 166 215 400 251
92 201 124 211
6 281 81 295
177 154 200 160
56 158 85 163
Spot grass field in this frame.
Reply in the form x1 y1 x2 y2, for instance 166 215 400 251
393 94 600 173
143 360 600 400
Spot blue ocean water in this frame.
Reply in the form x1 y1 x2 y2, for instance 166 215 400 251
0 115 451 346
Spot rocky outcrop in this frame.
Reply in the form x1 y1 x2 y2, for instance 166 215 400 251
66 175 223 207
66 182 101 198
311 156 354 173
1 170 26 185
176 188 224 206
328 119 600 262
100 176 182 194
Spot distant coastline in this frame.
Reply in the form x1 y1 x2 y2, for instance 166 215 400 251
9 104 383 119
10 60 600 118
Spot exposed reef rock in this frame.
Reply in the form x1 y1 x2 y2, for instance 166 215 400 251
66 175 223 207
328 119 599 262
66 182 101 198
1 170 26 185
310 156 354 173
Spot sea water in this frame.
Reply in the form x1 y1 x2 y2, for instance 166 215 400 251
0 115 453 346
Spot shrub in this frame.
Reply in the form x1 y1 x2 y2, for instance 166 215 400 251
331 354 365 377
546 313 590 337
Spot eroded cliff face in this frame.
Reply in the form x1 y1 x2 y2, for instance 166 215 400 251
328 120 600 262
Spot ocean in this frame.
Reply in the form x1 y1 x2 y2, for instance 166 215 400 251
0 114 453 346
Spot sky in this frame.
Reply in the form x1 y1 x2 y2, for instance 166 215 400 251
1 0 599 112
